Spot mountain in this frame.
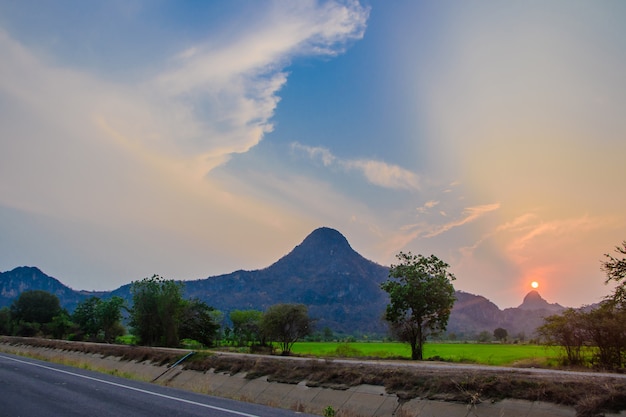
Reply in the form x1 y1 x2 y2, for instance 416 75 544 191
0 227 570 338
0 266 89 311
517 290 564 313
447 291 502 337
181 227 391 334
447 290 566 339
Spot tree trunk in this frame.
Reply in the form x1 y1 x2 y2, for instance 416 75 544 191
410 339 423 360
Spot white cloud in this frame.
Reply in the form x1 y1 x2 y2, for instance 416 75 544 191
291 143 336 166
0 2 371 288
417 200 439 214
146 1 368 173
291 142 421 191
344 159 420 190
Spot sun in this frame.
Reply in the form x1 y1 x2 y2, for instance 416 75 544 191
531 281 539 289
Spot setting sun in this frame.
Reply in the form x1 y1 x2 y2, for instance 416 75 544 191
531 281 539 289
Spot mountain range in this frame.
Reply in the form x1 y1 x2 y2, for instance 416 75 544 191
1 227 567 338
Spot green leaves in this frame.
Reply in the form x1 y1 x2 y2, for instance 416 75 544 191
72 296 125 342
380 251 456 360
179 299 220 347
130 275 185 347
261 303 313 355
230 309 263 347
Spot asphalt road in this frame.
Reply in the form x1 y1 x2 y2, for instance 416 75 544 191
0 353 317 417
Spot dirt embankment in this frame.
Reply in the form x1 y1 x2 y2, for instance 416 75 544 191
1 336 626 417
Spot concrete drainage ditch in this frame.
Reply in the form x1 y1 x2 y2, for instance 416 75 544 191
0 340 621 417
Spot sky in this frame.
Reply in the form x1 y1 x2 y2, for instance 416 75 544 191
1 1 625 309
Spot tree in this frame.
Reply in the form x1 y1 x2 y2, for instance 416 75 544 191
537 309 586 366
179 299 220 347
11 290 62 324
380 252 456 360
46 310 73 340
261 303 313 355
0 307 12 335
96 297 126 342
538 242 626 369
477 330 492 343
602 241 626 305
72 297 100 339
493 327 508 342
539 303 626 369
73 296 125 342
230 309 263 346
322 326 334 342
130 275 185 347
10 290 64 337
584 302 626 369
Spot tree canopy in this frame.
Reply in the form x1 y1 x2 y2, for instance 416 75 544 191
72 296 125 342
11 290 62 324
129 275 185 347
380 252 456 360
602 241 626 305
230 309 263 347
179 299 220 347
10 290 65 337
261 303 313 355
493 327 508 342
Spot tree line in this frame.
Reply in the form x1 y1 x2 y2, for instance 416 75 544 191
0 274 313 355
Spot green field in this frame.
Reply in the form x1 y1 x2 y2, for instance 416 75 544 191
290 342 561 366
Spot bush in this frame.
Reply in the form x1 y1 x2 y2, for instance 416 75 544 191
333 343 363 358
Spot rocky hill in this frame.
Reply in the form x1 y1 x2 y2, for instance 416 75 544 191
0 266 90 312
448 290 565 339
179 227 391 334
1 227 568 338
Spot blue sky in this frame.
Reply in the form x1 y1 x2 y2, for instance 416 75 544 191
1 1 625 308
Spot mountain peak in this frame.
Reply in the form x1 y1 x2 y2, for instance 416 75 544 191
281 227 357 265
299 227 351 251
266 227 375 276
518 290 564 312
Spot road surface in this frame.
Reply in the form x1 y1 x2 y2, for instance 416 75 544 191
0 353 317 417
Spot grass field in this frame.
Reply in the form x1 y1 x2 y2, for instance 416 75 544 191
290 342 562 366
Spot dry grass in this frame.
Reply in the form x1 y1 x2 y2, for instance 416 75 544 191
0 336 180 365
2 336 626 417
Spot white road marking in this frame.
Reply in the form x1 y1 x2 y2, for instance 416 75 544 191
0 354 260 417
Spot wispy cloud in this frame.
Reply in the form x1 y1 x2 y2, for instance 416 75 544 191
423 203 501 238
505 215 606 254
417 200 439 214
291 142 421 191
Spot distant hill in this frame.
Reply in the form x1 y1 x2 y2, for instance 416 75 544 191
448 290 566 339
1 227 571 338
0 266 89 312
